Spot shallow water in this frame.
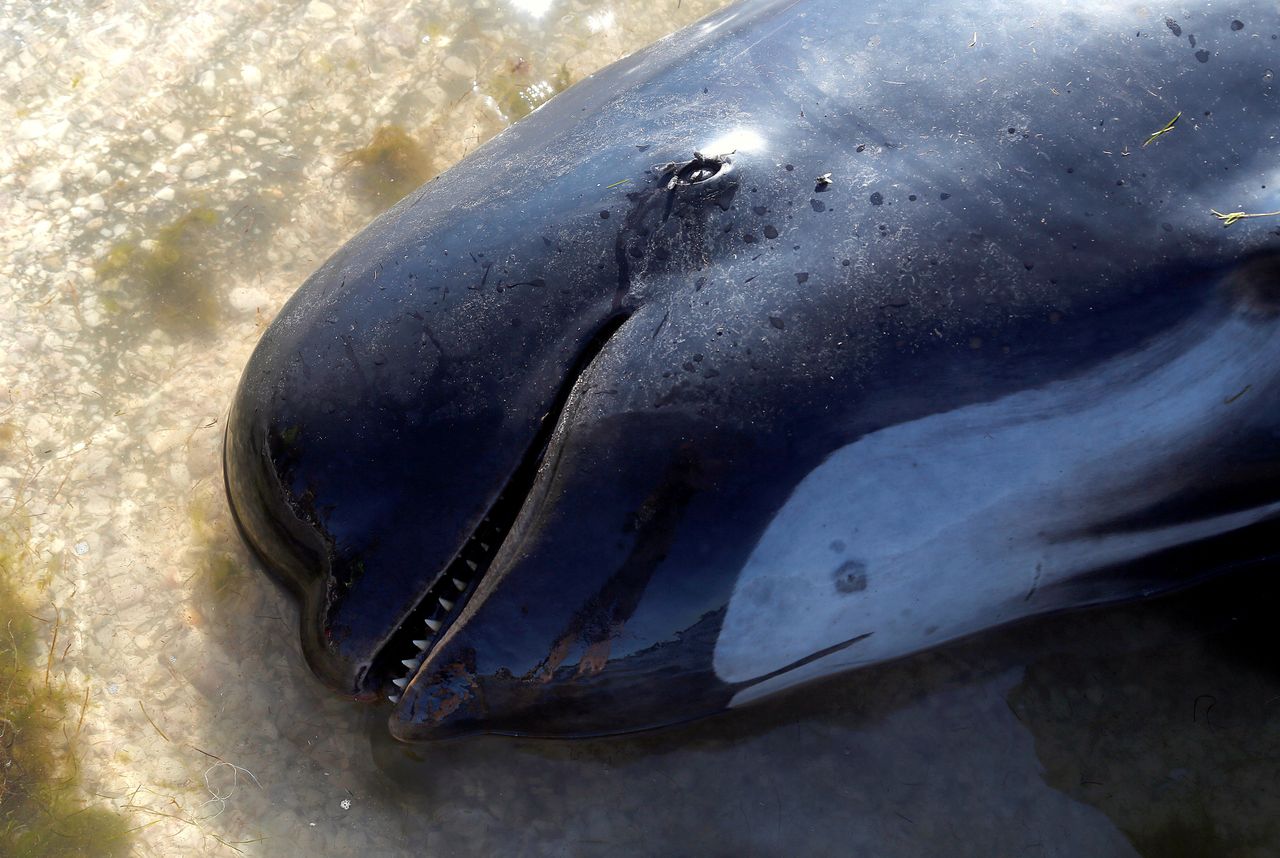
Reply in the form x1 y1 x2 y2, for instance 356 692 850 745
3 0 1279 855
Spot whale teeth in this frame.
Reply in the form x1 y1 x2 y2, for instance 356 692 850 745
401 657 422 671
452 577 467 591
392 677 408 689
464 559 478 572
438 596 455 611
412 639 430 650
425 618 442 632
479 542 490 552
388 694 400 704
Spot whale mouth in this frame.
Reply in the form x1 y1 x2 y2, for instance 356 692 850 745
378 467 529 704
373 313 632 704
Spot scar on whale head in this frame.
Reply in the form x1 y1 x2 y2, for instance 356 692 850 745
225 0 1280 740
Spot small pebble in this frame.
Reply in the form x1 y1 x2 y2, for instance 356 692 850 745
182 161 209 180
241 64 263 90
18 118 45 139
28 169 63 195
160 120 185 143
307 1 336 20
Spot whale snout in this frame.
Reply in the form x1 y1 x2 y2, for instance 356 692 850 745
221 127 740 703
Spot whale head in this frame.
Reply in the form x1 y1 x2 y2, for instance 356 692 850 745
225 0 1280 739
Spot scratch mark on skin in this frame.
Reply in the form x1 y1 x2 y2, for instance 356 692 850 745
340 334 369 388
1224 384 1251 404
651 309 669 340
470 261 493 291
1025 561 1043 601
418 317 446 359
724 1 806 65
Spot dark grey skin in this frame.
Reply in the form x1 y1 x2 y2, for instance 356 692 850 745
224 0 1280 740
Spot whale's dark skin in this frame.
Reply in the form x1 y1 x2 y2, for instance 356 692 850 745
224 0 1280 740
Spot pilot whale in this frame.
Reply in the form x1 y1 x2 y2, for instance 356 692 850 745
224 0 1280 739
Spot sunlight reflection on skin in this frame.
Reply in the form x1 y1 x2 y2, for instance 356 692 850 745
699 126 768 158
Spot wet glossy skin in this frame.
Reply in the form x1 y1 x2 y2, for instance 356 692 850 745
225 0 1280 739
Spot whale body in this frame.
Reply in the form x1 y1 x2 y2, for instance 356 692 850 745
225 0 1280 739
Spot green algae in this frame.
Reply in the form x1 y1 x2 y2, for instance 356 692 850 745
0 424 17 462
186 497 247 607
344 125 434 211
0 524 133 857
197 551 244 605
94 207 222 338
487 60 573 122
338 62 573 214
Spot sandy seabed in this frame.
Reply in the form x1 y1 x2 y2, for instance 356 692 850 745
3 0 1280 855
